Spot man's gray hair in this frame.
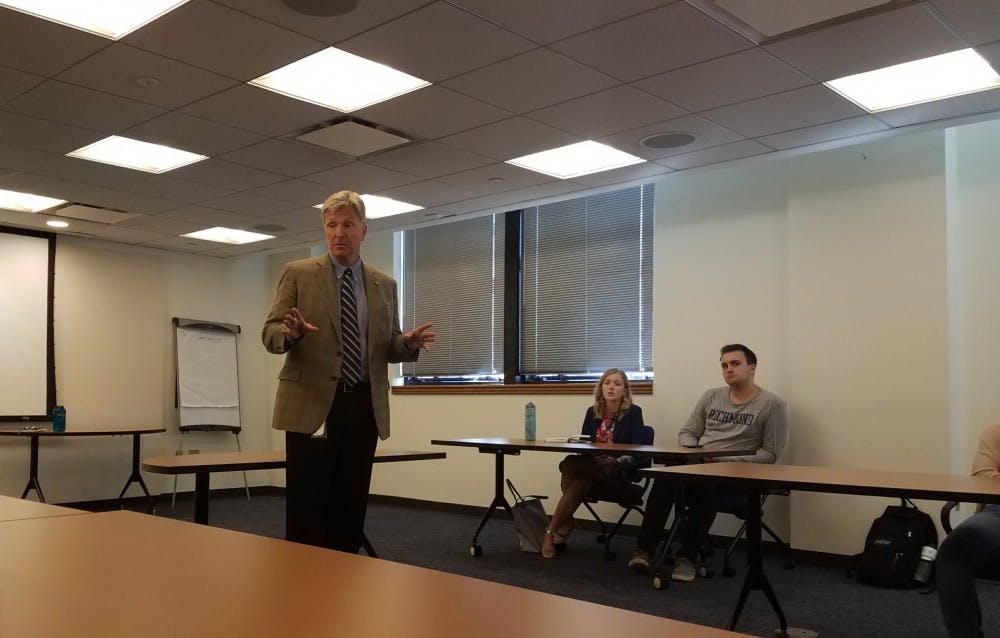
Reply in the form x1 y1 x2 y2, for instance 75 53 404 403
320 190 366 224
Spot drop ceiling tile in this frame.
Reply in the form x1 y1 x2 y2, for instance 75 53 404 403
930 0 1000 46
82 224 165 244
219 139 353 177
354 86 510 141
253 207 323 233
449 0 670 44
0 111 99 154
123 112 266 156
246 179 334 206
551 3 752 82
159 205 260 228
0 66 44 105
437 162 554 193
599 114 745 160
115 176 233 206
569 161 675 188
438 180 587 214
439 117 579 161
182 84 337 137
653 139 773 170
123 0 325 82
764 3 966 81
444 49 618 114
634 48 813 112
203 192 300 216
139 235 218 253
0 7 108 76
305 161 422 192
116 214 203 235
702 84 865 138
169 158 287 191
362 141 494 179
0 143 55 173
212 0 433 45
874 86 1000 129
57 44 238 110
757 116 890 150
372 179 478 208
527 85 686 137
5 80 165 134
341 2 534 82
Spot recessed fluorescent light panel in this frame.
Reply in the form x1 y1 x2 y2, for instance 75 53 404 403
250 47 430 112
182 227 274 245
825 48 1000 113
67 136 207 174
312 194 424 219
0 188 66 213
0 1 189 40
507 141 646 179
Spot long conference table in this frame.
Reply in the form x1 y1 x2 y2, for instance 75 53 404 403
431 437 750 556
0 425 165 509
646 462 1000 634
0 497 753 638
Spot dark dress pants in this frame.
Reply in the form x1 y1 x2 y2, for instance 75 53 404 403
285 383 378 553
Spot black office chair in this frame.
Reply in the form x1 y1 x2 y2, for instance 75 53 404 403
582 424 655 561
717 488 795 576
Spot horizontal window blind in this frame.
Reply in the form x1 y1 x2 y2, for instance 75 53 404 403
522 184 653 375
401 214 504 376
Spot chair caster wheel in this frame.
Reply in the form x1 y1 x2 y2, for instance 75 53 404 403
722 566 736 577
652 575 669 590
470 545 482 557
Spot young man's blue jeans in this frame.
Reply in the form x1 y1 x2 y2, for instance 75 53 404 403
937 507 1000 638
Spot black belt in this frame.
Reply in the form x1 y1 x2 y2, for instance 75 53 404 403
337 380 371 394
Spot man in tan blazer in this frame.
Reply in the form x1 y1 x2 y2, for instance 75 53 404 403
262 190 434 552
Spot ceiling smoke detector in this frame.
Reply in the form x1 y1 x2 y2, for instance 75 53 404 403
640 133 696 150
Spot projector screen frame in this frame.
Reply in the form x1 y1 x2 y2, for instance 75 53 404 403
0 225 56 422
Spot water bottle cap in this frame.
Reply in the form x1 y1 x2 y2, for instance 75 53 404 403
920 545 937 560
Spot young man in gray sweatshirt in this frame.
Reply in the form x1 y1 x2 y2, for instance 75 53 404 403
629 344 789 581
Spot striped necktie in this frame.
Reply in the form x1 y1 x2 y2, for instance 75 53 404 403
339 268 362 387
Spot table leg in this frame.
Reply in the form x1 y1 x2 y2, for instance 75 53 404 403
469 449 516 556
117 433 156 513
727 487 788 633
193 472 210 524
19 435 45 503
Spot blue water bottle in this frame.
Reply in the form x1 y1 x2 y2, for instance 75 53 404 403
524 402 536 441
52 405 66 432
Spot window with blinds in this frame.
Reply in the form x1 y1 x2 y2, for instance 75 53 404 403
399 183 654 384
401 214 505 378
521 184 654 376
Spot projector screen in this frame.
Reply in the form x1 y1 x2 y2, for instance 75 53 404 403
0 226 55 421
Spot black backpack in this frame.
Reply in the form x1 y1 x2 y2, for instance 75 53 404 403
854 499 938 588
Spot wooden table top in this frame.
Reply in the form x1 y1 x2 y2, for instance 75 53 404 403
0 495 85 522
646 462 1000 504
432 437 750 460
142 449 446 474
0 425 166 437
0 510 751 638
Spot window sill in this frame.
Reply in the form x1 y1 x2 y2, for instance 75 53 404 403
391 382 652 396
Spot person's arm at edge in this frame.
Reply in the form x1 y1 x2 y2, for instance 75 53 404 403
971 424 1000 479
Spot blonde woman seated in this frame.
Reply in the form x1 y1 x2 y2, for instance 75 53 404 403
541 368 646 559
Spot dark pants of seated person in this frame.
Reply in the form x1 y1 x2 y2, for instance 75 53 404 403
285 385 378 553
937 507 1000 638
637 478 749 560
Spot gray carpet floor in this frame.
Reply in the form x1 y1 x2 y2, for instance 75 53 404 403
139 491 998 638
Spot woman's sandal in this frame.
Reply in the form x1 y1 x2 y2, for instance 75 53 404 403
552 522 574 552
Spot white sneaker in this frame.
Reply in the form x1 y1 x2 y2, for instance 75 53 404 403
672 556 696 582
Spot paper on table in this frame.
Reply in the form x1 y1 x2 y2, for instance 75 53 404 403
543 434 592 443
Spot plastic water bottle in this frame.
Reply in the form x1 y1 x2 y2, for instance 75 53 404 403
913 545 937 583
524 402 536 441
52 405 66 433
